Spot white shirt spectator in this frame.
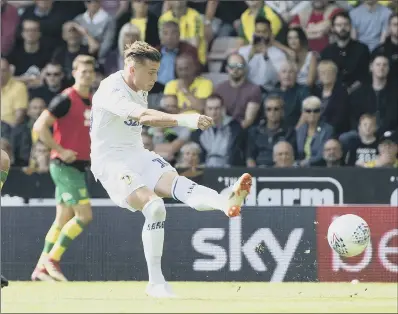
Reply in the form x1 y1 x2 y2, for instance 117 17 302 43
238 44 287 88
74 7 116 60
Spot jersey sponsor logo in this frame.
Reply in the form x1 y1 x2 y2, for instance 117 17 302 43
152 158 169 168
124 118 141 127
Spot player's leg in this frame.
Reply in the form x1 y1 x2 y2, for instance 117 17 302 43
1 149 10 288
31 201 73 281
100 164 173 298
43 162 92 281
155 171 252 216
125 186 171 297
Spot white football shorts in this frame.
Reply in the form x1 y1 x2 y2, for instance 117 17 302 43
96 149 176 211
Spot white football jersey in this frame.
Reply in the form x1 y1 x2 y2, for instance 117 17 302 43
90 70 148 176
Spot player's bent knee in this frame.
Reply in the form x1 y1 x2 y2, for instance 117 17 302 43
73 204 93 225
143 197 166 221
55 204 74 226
126 186 159 211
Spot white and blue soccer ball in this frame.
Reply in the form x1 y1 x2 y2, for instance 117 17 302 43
327 214 371 257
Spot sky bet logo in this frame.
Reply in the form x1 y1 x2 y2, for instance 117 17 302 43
218 176 344 206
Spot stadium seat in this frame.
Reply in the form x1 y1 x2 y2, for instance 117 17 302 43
201 72 229 87
208 36 241 72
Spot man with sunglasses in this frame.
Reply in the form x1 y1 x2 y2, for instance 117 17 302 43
247 94 296 167
29 62 65 106
215 53 262 129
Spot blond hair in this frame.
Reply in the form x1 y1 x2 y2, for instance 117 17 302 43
124 41 161 64
302 96 321 109
72 55 96 71
118 23 141 55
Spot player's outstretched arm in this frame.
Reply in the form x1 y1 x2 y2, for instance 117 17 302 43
138 109 214 130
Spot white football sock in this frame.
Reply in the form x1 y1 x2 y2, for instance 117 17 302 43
141 198 166 284
171 176 227 211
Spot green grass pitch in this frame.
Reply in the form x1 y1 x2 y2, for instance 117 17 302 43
1 282 397 313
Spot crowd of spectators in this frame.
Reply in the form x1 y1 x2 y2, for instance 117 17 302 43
1 0 398 175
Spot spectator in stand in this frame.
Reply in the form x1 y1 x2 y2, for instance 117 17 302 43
142 132 154 151
159 0 206 65
10 97 46 167
26 97 46 129
238 0 284 46
0 121 12 142
265 1 311 24
1 57 28 127
155 21 199 94
52 21 99 85
350 0 392 52
314 60 350 136
272 61 311 129
8 18 52 88
104 22 140 76
29 62 64 106
273 141 296 168
322 139 344 167
191 94 246 167
150 95 190 165
247 95 296 168
1 0 20 56
349 53 398 134
296 96 334 167
215 53 262 129
101 0 129 18
17 0 67 54
290 0 343 53
116 0 160 49
238 17 287 89
175 141 202 169
339 114 379 166
163 54 212 113
321 11 370 90
24 141 50 174
211 0 248 38
372 14 398 82
361 130 398 168
162 0 215 43
286 27 318 87
74 0 116 61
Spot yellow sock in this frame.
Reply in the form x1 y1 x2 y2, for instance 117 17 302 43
38 224 61 266
49 217 85 262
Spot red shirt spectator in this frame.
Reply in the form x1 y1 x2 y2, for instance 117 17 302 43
1 1 19 56
290 0 343 53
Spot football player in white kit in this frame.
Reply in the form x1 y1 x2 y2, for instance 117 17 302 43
90 41 252 298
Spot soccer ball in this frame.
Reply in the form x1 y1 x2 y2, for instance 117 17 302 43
327 214 371 257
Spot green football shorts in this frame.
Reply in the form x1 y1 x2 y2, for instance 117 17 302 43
49 160 90 205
